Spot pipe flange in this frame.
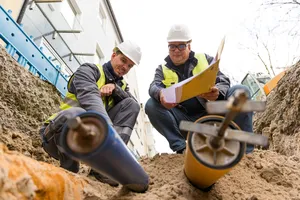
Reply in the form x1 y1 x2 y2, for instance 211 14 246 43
188 115 245 169
66 116 107 154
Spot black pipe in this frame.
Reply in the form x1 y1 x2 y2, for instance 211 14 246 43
17 0 30 24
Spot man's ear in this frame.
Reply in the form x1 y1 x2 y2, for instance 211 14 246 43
111 52 117 60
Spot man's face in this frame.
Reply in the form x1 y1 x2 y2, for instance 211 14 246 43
168 42 191 66
111 52 135 77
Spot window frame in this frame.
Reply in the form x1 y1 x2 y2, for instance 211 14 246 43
97 2 107 31
94 44 105 64
59 0 82 30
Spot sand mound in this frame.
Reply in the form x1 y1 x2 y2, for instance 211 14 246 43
0 46 61 165
254 62 300 156
1 143 299 200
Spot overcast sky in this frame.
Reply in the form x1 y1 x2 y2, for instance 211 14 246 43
110 0 296 153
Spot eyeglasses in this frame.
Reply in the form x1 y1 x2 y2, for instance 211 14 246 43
168 43 189 51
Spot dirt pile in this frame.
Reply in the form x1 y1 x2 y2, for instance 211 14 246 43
254 62 300 156
0 45 300 200
1 144 299 200
0 45 60 164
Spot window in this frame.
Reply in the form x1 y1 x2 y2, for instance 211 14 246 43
134 90 138 99
77 56 87 65
241 74 260 97
98 3 107 30
39 38 71 75
60 0 76 28
59 0 82 30
127 140 134 150
136 150 140 158
241 74 266 101
135 129 140 139
94 44 105 64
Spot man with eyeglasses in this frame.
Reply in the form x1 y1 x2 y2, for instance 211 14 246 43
145 24 254 154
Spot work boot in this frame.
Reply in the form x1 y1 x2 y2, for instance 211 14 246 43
176 147 186 154
59 152 79 173
113 125 132 145
89 169 119 187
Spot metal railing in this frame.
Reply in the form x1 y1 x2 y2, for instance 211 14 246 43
0 5 68 97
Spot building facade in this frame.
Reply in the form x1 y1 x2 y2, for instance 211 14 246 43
0 0 156 158
123 60 156 158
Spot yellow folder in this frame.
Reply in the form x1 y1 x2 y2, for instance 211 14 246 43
162 37 225 103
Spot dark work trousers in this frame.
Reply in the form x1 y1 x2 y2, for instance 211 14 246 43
145 85 254 154
39 98 140 172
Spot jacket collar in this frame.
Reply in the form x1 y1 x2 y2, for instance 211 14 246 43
164 51 197 70
102 61 123 82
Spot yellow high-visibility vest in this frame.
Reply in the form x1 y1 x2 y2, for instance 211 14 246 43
162 53 209 88
45 64 126 123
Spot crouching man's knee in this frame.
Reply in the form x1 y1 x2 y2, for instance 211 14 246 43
123 98 140 114
227 85 252 100
145 98 159 116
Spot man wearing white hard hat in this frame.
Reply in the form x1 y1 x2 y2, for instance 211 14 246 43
39 40 142 187
145 24 253 154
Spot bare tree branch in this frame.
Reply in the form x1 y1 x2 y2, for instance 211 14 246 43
241 0 300 75
257 53 272 76
261 41 276 76
264 0 300 6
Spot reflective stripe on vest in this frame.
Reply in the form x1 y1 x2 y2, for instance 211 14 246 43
161 53 209 88
45 64 127 123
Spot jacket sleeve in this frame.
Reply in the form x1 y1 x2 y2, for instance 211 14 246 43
205 54 231 100
205 53 214 64
112 83 138 103
69 63 112 124
149 65 165 102
215 70 231 100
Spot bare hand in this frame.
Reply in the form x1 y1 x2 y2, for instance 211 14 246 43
100 83 116 97
198 86 219 101
159 90 178 109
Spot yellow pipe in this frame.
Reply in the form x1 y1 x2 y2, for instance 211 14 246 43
184 115 246 190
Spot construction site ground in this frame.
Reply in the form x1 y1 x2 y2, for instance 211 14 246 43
0 45 300 200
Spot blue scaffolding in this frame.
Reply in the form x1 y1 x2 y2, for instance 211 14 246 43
0 6 68 97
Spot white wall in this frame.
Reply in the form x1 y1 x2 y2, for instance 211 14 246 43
145 120 156 157
124 67 149 157
60 0 121 61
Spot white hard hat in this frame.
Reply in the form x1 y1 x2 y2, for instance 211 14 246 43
167 24 192 42
115 40 142 65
